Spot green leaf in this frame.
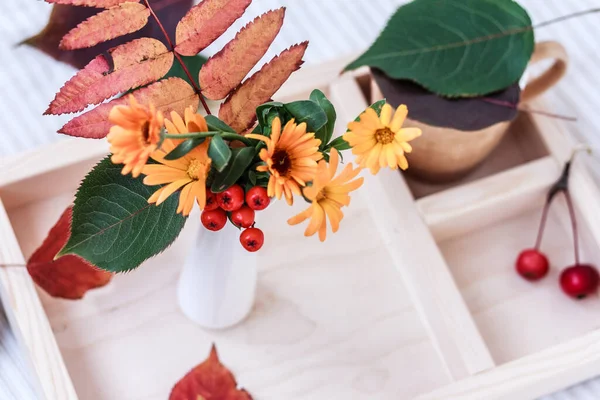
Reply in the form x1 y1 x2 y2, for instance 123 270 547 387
58 157 187 273
206 115 236 133
310 89 337 147
211 147 256 193
164 55 207 88
208 135 232 172
248 170 257 186
284 100 328 133
344 0 534 97
256 101 285 132
164 137 206 160
328 136 351 151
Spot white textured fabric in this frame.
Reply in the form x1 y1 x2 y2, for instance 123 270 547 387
1 0 600 399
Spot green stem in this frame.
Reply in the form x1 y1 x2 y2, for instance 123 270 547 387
164 131 254 146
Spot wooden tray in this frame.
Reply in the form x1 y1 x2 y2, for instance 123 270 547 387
1 58 600 400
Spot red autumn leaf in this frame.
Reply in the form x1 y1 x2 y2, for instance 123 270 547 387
59 77 199 138
169 345 253 400
200 8 285 100
175 0 252 57
46 38 174 115
219 42 308 132
45 0 138 8
27 206 112 300
23 1 193 69
60 3 150 50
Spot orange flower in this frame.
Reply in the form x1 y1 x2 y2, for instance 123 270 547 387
107 96 164 178
141 107 211 216
343 104 421 174
288 149 363 241
246 117 321 205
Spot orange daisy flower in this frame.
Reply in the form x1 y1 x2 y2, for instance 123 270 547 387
141 107 211 216
343 104 421 174
288 149 363 242
246 117 322 205
107 96 164 178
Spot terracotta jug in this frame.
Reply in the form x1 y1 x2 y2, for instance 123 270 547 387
371 41 568 183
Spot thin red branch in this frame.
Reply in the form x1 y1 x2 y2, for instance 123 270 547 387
143 0 212 115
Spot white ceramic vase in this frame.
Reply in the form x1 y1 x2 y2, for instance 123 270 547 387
177 223 257 329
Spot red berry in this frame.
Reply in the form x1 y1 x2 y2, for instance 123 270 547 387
240 227 264 252
201 209 227 231
204 190 219 211
231 206 255 228
245 186 270 211
560 264 599 299
516 249 549 281
217 184 245 212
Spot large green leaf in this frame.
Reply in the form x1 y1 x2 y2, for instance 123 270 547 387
284 100 328 133
345 0 534 97
58 157 187 273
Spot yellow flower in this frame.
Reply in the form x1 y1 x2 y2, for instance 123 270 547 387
343 104 421 174
288 149 363 242
107 96 164 178
246 117 321 205
141 107 211 216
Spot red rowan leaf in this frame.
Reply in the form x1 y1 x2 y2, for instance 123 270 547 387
175 0 252 56
45 0 138 8
23 1 193 69
27 207 112 300
169 345 253 400
46 38 174 115
200 8 285 100
60 77 199 138
219 42 308 132
60 3 150 50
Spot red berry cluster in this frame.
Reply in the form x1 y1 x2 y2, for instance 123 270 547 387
515 160 599 299
200 185 270 252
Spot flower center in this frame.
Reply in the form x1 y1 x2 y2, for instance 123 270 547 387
272 150 292 175
374 127 395 145
187 158 209 180
316 189 326 202
141 121 151 143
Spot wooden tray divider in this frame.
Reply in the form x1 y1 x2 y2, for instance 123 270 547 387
330 76 496 381
418 156 560 242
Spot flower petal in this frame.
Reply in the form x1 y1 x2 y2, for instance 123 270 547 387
390 105 408 132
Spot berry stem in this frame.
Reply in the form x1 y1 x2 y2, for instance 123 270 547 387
564 191 581 265
142 0 212 115
534 199 551 250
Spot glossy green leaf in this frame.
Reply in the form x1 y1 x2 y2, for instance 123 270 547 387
58 157 187 273
344 0 534 97
283 100 328 133
310 89 337 148
208 134 232 172
164 137 206 160
206 115 236 133
328 136 351 151
211 147 256 193
256 101 284 128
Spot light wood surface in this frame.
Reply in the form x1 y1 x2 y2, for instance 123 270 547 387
0 199 77 400
331 76 495 380
1 64 600 399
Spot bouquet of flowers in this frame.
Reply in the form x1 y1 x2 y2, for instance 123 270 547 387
34 0 422 276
